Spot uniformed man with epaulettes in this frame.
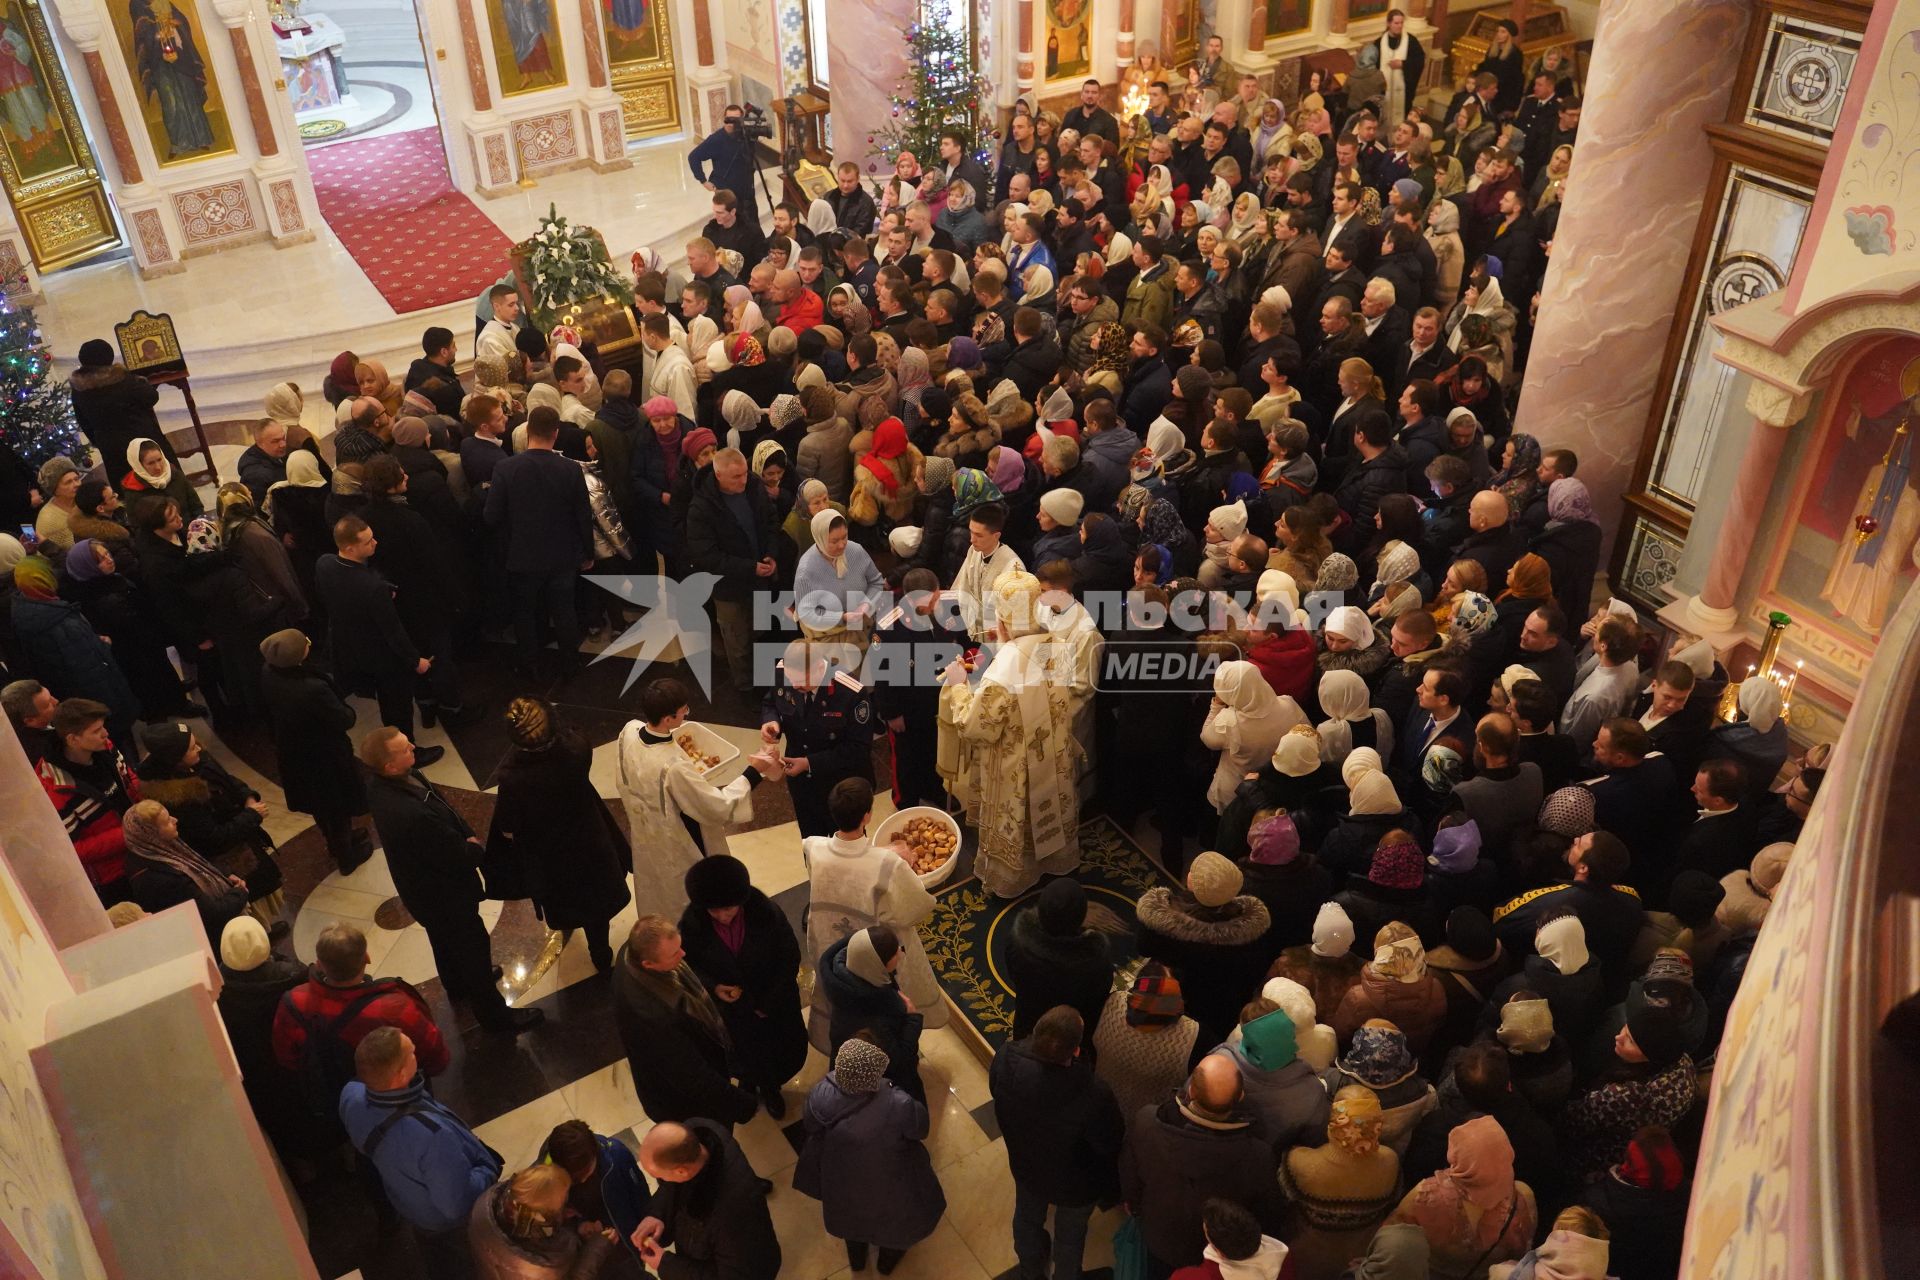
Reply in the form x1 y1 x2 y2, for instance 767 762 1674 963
759 638 877 837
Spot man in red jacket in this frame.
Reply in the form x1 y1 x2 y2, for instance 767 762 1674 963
272 922 451 1083
35 697 139 902
771 269 823 333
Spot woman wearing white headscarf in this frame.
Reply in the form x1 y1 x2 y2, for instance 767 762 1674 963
1201 659 1308 812
1316 669 1396 765
792 509 887 646
1425 200 1466 309
1703 678 1791 802
806 197 840 237
512 383 566 451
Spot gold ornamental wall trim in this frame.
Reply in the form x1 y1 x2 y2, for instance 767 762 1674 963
0 0 125 268
604 0 677 140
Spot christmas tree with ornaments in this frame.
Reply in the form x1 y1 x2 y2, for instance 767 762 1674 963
868 0 993 169
0 289 89 470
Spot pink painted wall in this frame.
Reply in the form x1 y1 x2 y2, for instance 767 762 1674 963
827 0 917 174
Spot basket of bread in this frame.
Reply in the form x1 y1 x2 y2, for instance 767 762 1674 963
873 805 963 888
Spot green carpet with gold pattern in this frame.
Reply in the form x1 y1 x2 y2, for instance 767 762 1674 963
920 815 1175 1054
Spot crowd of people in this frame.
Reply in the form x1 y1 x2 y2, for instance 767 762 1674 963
0 18 1819 1280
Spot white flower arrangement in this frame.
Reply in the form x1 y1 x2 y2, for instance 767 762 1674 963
523 204 634 322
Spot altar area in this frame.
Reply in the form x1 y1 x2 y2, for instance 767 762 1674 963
34 145 751 432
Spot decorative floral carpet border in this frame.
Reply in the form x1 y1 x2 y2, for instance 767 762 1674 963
920 816 1175 1054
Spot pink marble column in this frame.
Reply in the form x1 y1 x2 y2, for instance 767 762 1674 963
1331 0 1350 36
80 50 142 185
828 0 916 166
226 27 279 157
1018 0 1035 90
578 0 608 87
1700 416 1790 613
452 0 493 112
1248 4 1268 53
1511 0 1752 563
1118 0 1135 66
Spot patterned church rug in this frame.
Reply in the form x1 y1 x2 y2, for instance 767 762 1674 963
921 815 1175 1058
306 126 515 313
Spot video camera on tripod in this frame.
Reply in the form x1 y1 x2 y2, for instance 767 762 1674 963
734 101 775 142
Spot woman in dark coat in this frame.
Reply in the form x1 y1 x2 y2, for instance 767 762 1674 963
215 916 321 1159
134 720 283 906
1234 809 1337 961
1529 476 1603 629
1133 851 1275 1057
1004 877 1115 1043
258 629 372 871
794 1037 945 1274
61 539 194 720
818 926 926 1102
122 799 250 945
68 341 186 498
9 554 139 739
678 854 808 1116
488 699 632 970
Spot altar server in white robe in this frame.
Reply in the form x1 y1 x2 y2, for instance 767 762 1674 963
802 774 946 1048
616 675 782 918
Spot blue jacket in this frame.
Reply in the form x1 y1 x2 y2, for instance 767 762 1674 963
340 1077 501 1233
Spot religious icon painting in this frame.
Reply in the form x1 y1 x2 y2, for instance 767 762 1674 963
0 2 78 182
603 0 678 140
1045 0 1091 83
490 0 568 97
0 0 121 268
111 0 235 165
604 0 657 60
1265 0 1311 39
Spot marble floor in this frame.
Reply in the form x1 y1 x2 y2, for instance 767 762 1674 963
181 600 1125 1279
299 62 442 148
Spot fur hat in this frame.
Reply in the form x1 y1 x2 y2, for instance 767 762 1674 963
1187 850 1243 907
684 854 754 909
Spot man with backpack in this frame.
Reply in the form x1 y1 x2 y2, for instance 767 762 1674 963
271 923 450 1131
339 1026 501 1280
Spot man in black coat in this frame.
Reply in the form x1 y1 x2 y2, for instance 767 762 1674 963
991 1006 1125 1280
1672 758 1760 888
702 189 768 274
314 515 443 756
635 1120 779 1279
361 457 475 726
483 406 594 677
404 326 464 419
1005 879 1114 1042
685 448 777 695
1392 306 1460 397
236 421 291 505
1333 413 1410 551
1456 490 1527 590
1587 719 1690 890
1120 1054 1287 1272
259 629 371 871
361 726 541 1033
612 914 758 1129
1059 79 1119 146
1491 830 1646 977
1632 659 1714 776
1002 308 1066 401
1119 326 1174 435
1234 302 1300 395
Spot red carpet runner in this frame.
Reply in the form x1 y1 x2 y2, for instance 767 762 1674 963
307 127 515 315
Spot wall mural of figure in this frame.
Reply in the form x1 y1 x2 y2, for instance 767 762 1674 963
132 0 213 156
110 0 231 164
0 11 58 167
1773 336 1920 645
606 0 646 44
490 0 566 95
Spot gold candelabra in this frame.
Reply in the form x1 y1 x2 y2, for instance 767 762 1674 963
1719 610 1799 723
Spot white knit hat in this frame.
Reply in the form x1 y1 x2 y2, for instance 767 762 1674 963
1039 488 1085 524
220 916 271 972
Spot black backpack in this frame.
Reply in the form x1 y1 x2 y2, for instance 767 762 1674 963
285 981 414 1126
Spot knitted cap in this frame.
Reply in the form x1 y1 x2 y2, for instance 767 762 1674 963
643 395 680 419
1039 488 1084 524
1615 1127 1686 1192
137 720 193 769
684 853 753 909
1126 961 1185 1027
801 383 839 423
1368 839 1425 891
1443 907 1497 962
78 338 114 367
258 628 311 669
1625 978 1695 1067
1247 811 1301 865
834 1037 891 1093
1187 851 1243 907
219 916 271 971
